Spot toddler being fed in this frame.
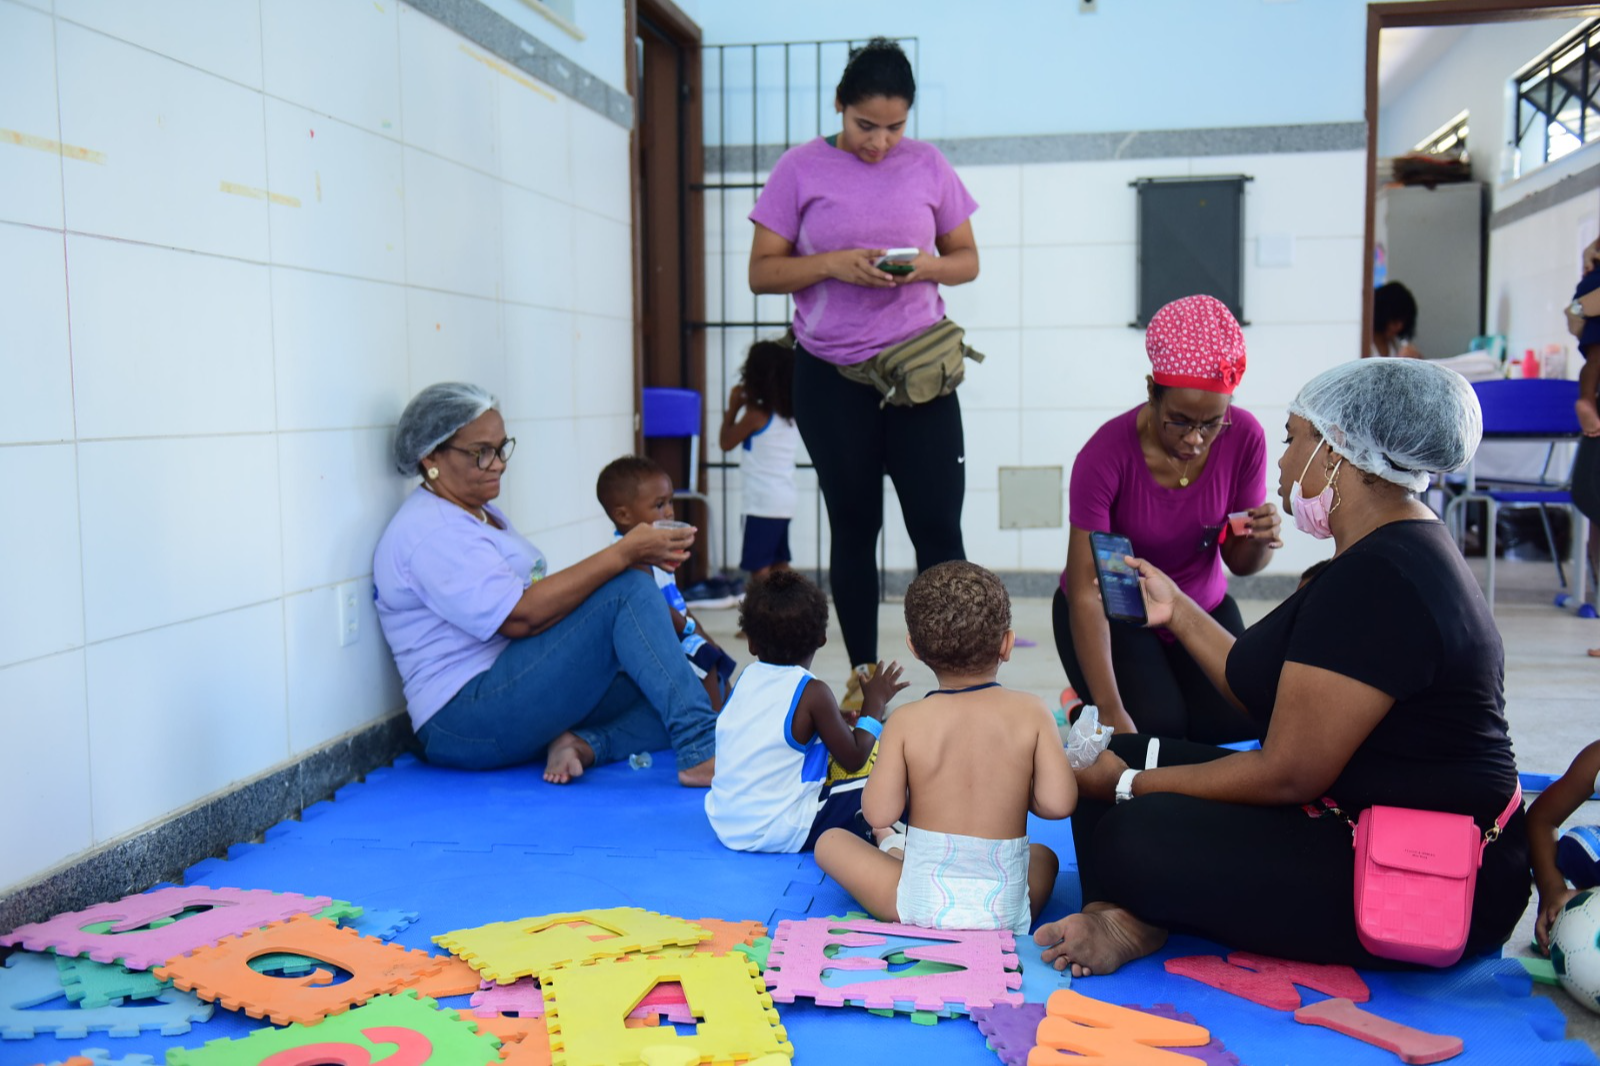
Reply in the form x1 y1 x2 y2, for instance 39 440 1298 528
815 561 1076 933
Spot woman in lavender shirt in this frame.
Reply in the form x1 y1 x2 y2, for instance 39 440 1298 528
373 383 716 787
748 38 980 708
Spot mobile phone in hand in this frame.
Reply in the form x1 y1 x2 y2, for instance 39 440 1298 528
874 247 919 275
1089 531 1146 625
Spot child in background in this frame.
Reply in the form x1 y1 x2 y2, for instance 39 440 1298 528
596 455 736 706
705 570 906 852
815 562 1076 933
719 340 800 582
1529 740 1600 953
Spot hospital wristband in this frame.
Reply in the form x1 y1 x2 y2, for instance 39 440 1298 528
855 716 884 739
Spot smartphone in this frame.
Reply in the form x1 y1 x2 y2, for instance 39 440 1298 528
1089 531 1147 625
874 247 920 275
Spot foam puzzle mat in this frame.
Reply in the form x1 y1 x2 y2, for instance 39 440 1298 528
2 751 1596 1065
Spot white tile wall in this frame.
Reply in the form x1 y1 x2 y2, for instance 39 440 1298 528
403 146 503 298
56 23 270 261
7 0 637 893
261 0 401 136
954 165 1021 249
0 445 84 668
271 268 410 431
265 98 407 284
0 3 65 230
86 602 289 841
55 0 264 89
284 583 402 752
67 236 277 440
0 223 74 445
0 651 92 890
277 429 408 593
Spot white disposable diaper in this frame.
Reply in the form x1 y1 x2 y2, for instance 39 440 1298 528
894 826 1032 935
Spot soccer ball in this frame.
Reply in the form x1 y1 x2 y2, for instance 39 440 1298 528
1550 888 1600 1013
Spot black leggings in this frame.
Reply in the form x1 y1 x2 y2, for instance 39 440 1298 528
1052 588 1253 744
1074 735 1532 968
793 344 966 666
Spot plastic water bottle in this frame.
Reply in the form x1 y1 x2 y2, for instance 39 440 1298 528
628 752 653 770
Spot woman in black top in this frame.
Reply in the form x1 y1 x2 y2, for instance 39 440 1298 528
1036 358 1529 973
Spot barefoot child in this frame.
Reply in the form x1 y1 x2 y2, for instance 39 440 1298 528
597 455 737 707
719 340 800 583
815 561 1076 933
1530 740 1600 953
704 570 907 851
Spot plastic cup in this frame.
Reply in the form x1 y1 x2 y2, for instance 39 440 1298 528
652 519 693 571
1228 511 1252 537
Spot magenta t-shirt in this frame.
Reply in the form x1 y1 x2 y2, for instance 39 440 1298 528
749 136 978 366
1064 406 1268 615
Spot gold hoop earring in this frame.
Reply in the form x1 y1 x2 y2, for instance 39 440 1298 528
426 467 439 480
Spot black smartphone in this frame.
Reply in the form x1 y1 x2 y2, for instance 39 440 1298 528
1089 531 1147 625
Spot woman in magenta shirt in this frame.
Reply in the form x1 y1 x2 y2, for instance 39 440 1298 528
748 38 980 708
1053 296 1281 742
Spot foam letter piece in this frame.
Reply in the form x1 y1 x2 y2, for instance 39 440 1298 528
1163 951 1369 1011
1294 997 1464 1066
975 1003 1240 1067
541 955 791 1066
471 975 545 1016
44 1050 155 1066
764 917 1023 1012
0 951 212 1039
165 990 502 1066
1028 990 1211 1066
398 955 486 999
155 915 445 1026
434 908 710 983
0 887 333 970
56 953 173 1008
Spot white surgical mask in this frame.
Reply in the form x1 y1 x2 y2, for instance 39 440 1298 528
1290 441 1342 540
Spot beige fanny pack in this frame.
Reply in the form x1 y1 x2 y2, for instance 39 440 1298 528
785 319 984 408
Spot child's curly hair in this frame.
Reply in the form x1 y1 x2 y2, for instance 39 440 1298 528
738 569 828 666
903 561 1011 676
740 340 794 421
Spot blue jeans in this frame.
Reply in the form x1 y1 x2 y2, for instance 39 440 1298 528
415 569 716 772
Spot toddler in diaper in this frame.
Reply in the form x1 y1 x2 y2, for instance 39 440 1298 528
815 562 1077 934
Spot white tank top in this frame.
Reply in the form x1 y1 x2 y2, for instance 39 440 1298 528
739 414 800 519
703 662 828 852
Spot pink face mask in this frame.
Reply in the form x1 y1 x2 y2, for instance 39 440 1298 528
1290 441 1343 540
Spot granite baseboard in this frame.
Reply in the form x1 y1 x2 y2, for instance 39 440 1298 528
0 713 414 936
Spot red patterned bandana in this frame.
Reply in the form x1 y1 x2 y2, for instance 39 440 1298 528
1145 295 1246 395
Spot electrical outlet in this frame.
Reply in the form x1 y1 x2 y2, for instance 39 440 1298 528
336 581 363 647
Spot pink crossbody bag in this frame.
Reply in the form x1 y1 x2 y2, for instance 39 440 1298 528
1347 785 1522 967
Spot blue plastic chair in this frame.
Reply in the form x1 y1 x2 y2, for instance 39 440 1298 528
1443 379 1582 613
641 387 715 561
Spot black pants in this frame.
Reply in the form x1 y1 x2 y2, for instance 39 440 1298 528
1073 734 1531 968
1052 587 1253 744
1572 435 1600 525
793 345 966 666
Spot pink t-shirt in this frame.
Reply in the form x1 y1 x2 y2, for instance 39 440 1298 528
1064 406 1268 615
749 136 978 366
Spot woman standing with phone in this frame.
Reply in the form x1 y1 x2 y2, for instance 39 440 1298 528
1052 296 1280 743
748 37 980 709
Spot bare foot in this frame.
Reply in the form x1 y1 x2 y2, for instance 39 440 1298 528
1033 902 1166 977
1588 648 1600 658
677 756 715 788
543 732 594 785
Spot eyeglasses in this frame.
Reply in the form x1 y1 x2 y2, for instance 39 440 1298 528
1197 523 1224 552
444 438 517 470
1163 417 1232 440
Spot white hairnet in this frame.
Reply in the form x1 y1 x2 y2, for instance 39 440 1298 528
393 382 498 474
1287 359 1481 493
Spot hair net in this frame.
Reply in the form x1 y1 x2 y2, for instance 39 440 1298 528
392 382 498 475
1287 359 1481 493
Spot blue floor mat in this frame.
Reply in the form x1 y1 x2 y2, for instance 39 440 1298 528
3 752 1594 1065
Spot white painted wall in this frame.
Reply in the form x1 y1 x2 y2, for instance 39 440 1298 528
0 0 633 893
697 0 1368 140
